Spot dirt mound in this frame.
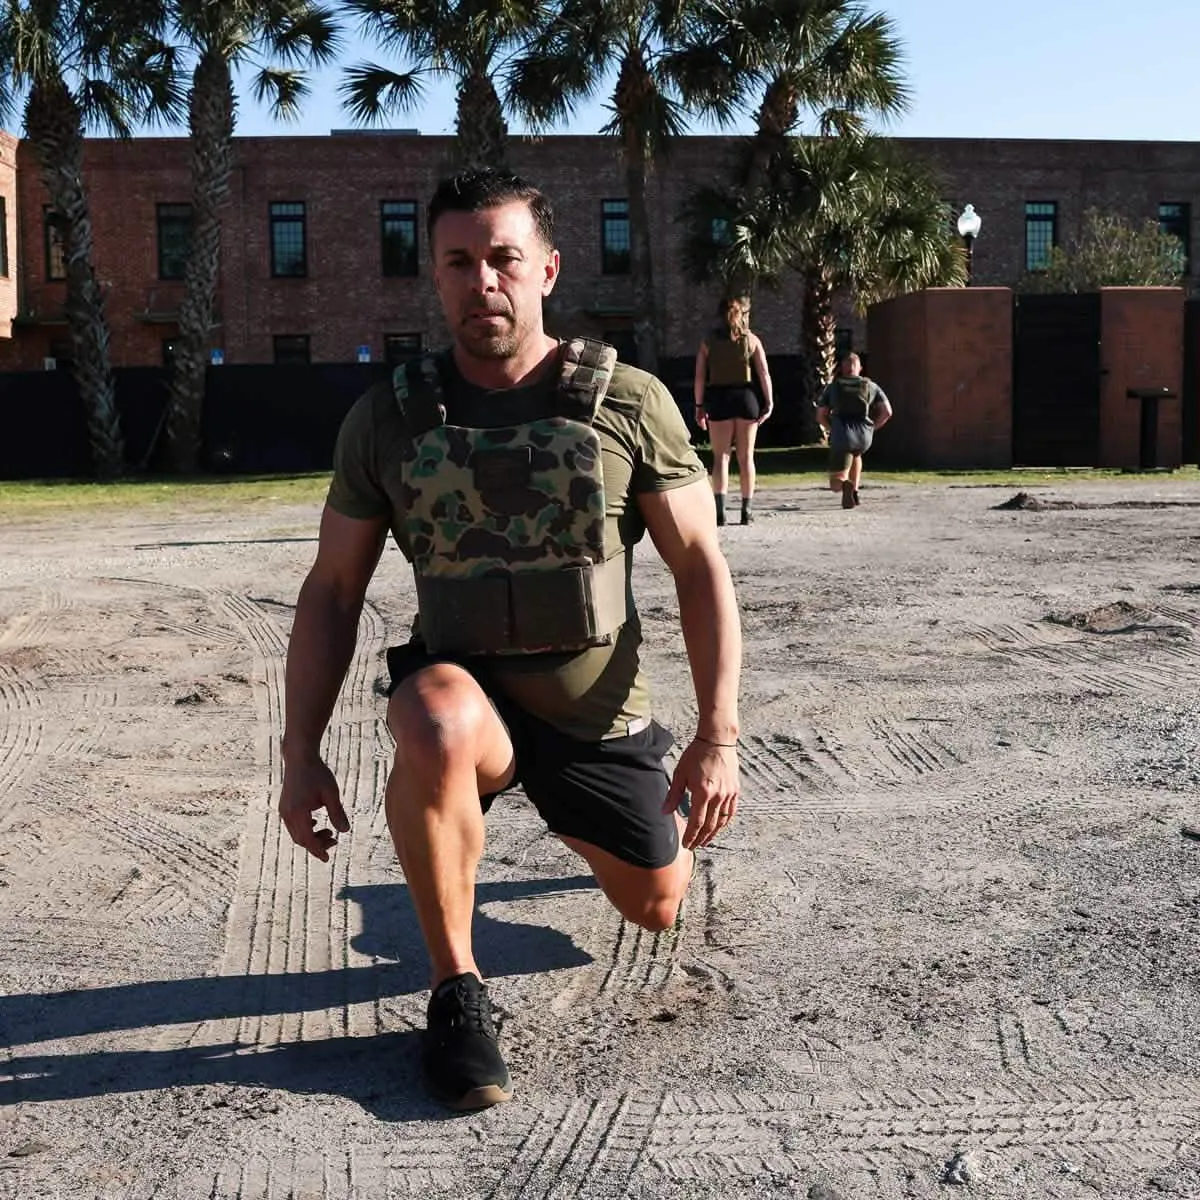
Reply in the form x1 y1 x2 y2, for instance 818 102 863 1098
1045 600 1154 634
993 492 1078 511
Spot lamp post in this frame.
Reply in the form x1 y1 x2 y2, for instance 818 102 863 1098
957 203 982 284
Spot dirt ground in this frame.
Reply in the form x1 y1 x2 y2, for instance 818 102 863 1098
1 476 1198 1200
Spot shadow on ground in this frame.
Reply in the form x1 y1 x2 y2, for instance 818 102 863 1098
0 875 596 1119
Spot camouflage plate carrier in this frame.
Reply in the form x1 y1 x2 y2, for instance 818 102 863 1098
393 338 625 656
832 376 873 421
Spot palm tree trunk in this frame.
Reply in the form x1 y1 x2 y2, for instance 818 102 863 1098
166 51 235 475
614 53 660 375
625 142 659 375
799 263 836 441
455 71 509 170
25 79 125 479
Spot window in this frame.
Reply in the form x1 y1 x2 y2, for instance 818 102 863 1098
711 217 732 248
270 202 307 277
1025 201 1058 271
835 328 855 360
1160 202 1191 275
602 328 638 366
0 195 8 278
273 334 310 365
601 199 630 275
384 332 422 365
381 200 419 276
44 207 67 280
157 203 193 280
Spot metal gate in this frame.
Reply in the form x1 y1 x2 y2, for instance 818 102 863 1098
1184 298 1200 465
1012 294 1102 466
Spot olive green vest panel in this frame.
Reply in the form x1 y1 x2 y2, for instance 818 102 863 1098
393 338 626 656
706 331 752 387
832 376 872 420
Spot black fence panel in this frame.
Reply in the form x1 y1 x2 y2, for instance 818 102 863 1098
1185 298 1199 466
1012 294 1102 466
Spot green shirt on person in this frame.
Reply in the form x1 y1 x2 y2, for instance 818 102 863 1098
326 354 706 742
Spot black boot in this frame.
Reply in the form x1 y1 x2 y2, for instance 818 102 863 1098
740 498 753 525
714 492 726 526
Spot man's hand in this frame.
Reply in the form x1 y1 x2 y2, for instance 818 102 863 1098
757 400 774 426
279 755 350 862
663 739 740 851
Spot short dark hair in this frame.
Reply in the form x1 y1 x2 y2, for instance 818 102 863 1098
427 168 555 253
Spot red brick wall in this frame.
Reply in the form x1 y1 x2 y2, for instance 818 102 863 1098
1098 288 1185 468
0 132 814 372
0 132 16 339
867 287 1013 467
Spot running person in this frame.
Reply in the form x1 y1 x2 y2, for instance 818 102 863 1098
693 296 774 525
277 169 742 1112
816 352 893 508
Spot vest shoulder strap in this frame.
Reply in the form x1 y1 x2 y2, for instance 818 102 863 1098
556 338 618 422
392 353 449 436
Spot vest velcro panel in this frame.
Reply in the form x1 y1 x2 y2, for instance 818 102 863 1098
416 557 627 655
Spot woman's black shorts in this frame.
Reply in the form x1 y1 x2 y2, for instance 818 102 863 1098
704 385 760 422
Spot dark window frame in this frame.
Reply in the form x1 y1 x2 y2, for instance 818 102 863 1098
273 334 311 365
381 200 419 277
1025 201 1058 272
601 198 631 275
157 202 193 281
1159 201 1192 275
0 195 8 278
384 331 423 365
270 201 307 278
44 206 67 281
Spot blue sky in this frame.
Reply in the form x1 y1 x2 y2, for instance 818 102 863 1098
227 0 1200 142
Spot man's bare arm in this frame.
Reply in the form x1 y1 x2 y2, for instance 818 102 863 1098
639 479 741 849
279 505 388 859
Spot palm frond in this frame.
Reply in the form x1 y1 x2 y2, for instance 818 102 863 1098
250 65 309 120
338 61 426 124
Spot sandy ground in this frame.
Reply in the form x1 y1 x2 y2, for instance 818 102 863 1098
0 477 1198 1200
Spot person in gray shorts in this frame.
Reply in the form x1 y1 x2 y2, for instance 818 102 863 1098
816 353 893 509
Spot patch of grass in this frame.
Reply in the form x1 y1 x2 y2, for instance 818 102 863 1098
0 472 333 519
701 444 1200 488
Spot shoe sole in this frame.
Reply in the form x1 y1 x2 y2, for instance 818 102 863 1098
440 1082 514 1111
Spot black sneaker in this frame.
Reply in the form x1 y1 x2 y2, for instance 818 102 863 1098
423 972 513 1110
841 480 855 509
852 489 861 507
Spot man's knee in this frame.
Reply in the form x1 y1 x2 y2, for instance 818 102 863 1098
625 892 683 933
388 670 490 777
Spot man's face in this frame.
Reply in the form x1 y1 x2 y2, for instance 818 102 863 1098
841 358 861 377
431 200 560 361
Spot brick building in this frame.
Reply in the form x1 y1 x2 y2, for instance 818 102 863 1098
0 131 1196 373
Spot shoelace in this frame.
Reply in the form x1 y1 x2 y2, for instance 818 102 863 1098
440 981 496 1037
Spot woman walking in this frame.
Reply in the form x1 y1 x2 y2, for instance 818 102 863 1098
693 296 774 525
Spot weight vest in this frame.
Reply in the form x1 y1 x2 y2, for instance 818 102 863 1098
706 329 752 387
393 338 627 657
832 376 873 420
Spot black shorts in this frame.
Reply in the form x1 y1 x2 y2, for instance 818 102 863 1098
385 643 680 869
828 416 874 471
704 385 760 422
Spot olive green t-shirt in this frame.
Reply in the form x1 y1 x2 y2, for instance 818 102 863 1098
326 349 706 741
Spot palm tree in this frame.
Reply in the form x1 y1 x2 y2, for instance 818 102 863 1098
794 136 964 407
509 0 741 374
340 0 547 171
0 0 178 478
684 136 963 440
684 0 908 298
162 0 340 475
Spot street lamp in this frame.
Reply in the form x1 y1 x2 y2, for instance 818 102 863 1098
957 203 982 284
